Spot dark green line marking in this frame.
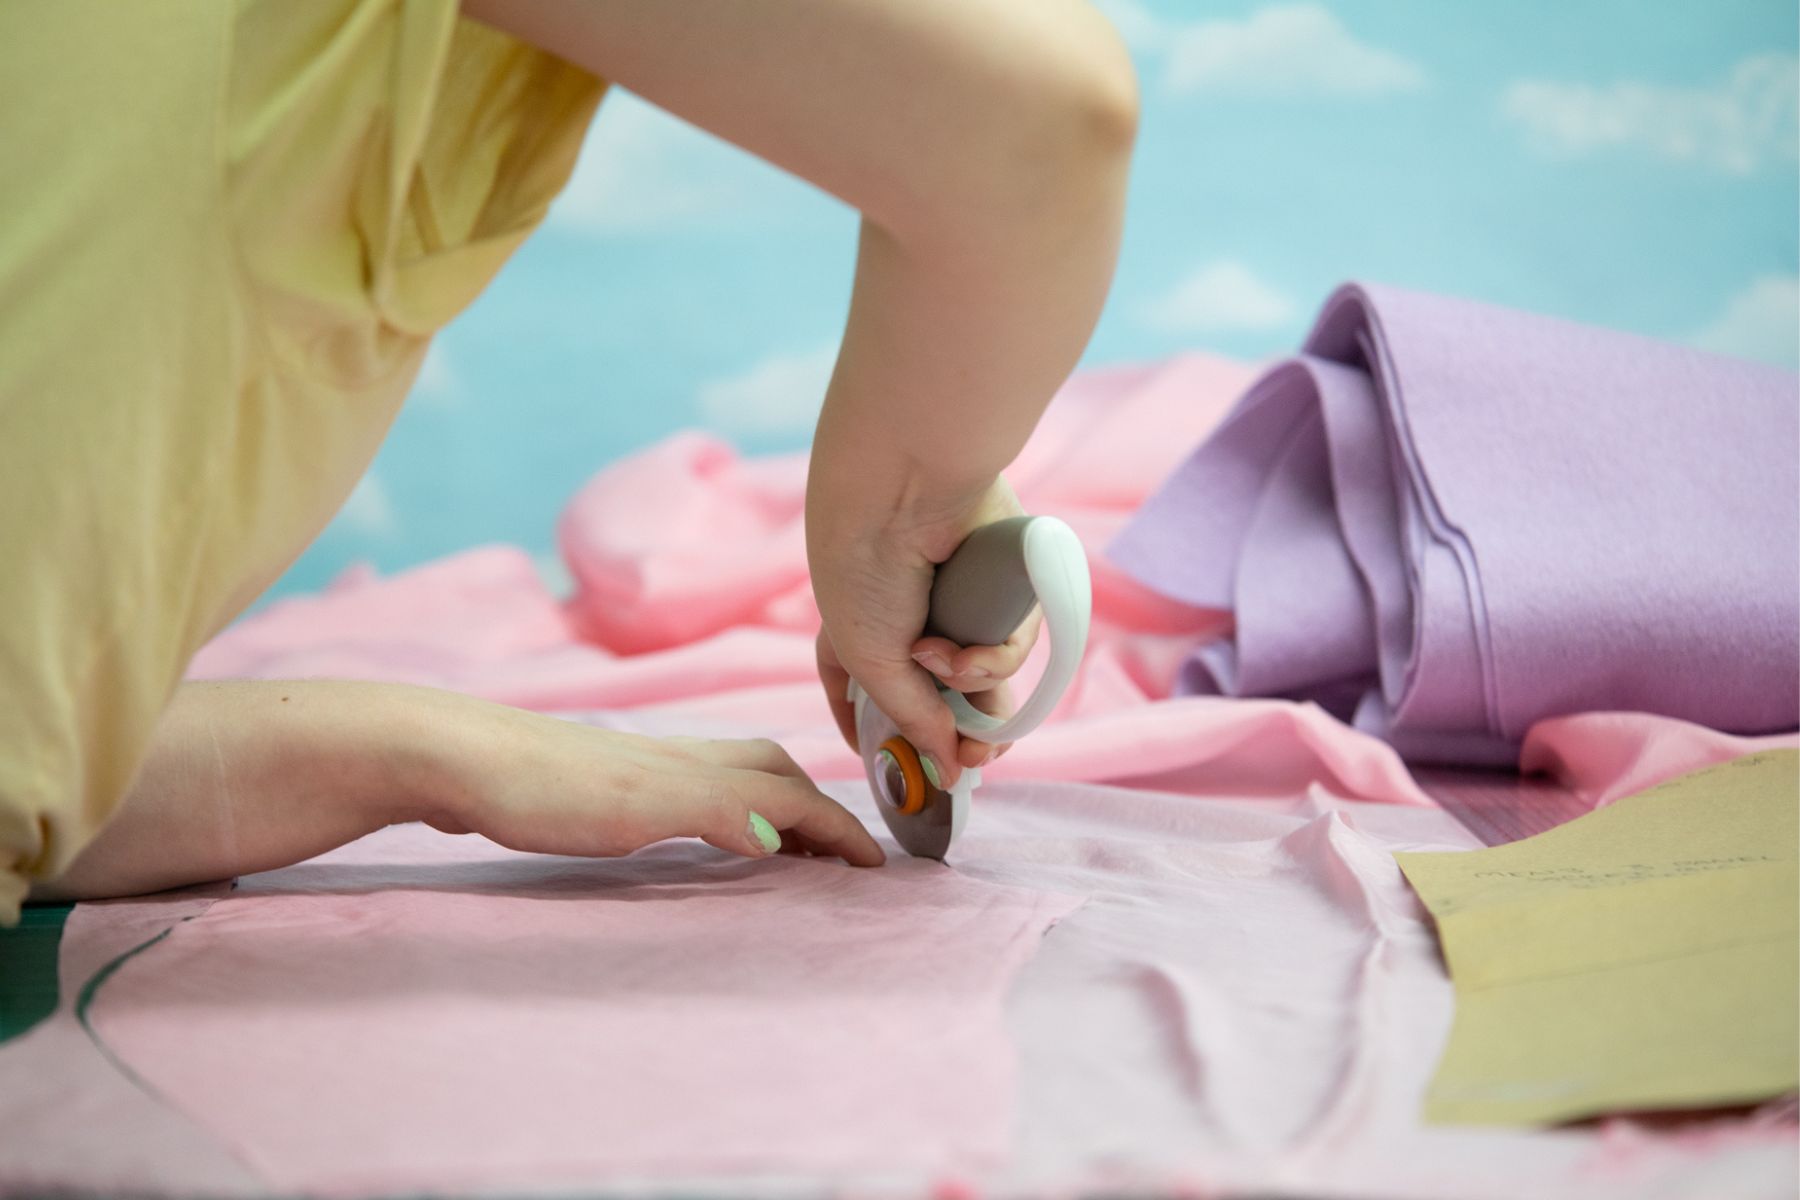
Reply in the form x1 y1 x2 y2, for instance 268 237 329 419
74 921 192 1091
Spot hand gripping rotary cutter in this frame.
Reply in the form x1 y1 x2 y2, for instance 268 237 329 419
849 516 1092 860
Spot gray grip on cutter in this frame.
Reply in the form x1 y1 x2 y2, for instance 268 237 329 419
924 516 1038 648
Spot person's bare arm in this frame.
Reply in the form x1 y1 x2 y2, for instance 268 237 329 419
464 0 1137 783
30 680 881 902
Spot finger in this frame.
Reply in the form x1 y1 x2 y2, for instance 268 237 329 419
955 681 1015 768
849 655 962 790
910 605 1042 693
815 628 859 752
723 773 886 866
955 604 1042 678
969 682 1013 719
681 736 811 782
826 626 962 786
619 769 884 866
711 744 876 845
778 829 832 857
910 636 995 693
676 773 885 867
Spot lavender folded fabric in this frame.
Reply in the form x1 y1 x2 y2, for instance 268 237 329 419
1109 283 1799 765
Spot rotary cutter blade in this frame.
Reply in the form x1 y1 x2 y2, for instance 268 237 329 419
848 515 1092 860
852 690 966 859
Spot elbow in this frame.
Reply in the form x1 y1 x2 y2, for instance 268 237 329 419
954 22 1140 236
869 6 1140 250
1060 33 1140 164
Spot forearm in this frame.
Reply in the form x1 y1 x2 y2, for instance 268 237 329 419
802 26 1135 556
30 680 438 902
808 180 1128 557
803 122 1130 729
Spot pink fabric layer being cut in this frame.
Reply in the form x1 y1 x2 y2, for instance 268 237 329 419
84 827 1080 1194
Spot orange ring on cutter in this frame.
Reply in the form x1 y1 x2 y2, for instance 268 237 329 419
878 735 928 815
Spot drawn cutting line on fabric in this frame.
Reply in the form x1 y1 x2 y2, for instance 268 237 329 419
76 916 204 1095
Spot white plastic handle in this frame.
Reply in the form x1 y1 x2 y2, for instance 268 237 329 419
939 517 1091 744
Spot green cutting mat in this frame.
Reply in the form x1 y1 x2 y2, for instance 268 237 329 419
0 902 72 1044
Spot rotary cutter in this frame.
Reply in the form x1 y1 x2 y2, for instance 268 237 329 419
849 515 1092 860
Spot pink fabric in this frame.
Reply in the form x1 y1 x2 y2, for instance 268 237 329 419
1522 711 1800 807
83 826 1080 1194
61 766 1799 1200
8 351 1794 1197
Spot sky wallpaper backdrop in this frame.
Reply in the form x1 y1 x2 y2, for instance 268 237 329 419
269 0 1800 600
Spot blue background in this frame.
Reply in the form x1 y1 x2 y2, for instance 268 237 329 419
270 0 1799 600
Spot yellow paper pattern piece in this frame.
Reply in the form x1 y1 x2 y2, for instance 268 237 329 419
1395 749 1799 1126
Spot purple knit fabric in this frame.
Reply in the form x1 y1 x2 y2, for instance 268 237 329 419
1109 283 1800 765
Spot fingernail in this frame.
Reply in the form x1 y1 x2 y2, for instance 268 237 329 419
747 812 781 855
979 746 997 765
913 651 952 677
962 665 991 679
921 755 945 788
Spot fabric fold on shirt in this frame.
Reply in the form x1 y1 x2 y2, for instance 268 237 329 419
1109 283 1800 765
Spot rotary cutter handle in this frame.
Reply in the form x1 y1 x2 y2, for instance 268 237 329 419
850 515 1093 859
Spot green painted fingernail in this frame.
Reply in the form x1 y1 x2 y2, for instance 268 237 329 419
747 812 781 855
921 755 944 788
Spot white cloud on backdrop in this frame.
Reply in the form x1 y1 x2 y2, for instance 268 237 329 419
1158 3 1426 98
697 345 839 436
336 473 399 539
1501 53 1800 174
1690 275 1800 367
550 90 836 235
1141 261 1297 333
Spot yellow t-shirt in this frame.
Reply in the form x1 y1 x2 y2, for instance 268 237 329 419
0 0 604 923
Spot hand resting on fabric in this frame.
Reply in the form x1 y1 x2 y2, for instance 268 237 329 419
416 694 883 867
29 680 883 903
